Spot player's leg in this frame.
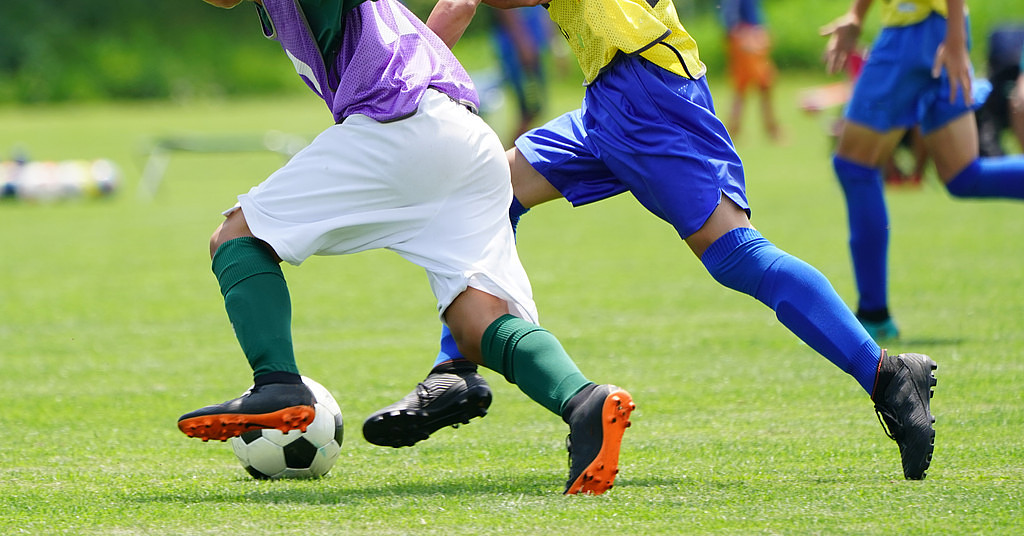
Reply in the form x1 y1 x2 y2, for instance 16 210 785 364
688 198 935 479
687 197 883 391
365 101 635 493
832 121 907 340
926 113 1024 199
177 208 315 441
827 17 946 340
727 90 745 139
758 84 780 141
363 149 554 447
444 288 634 495
597 56 933 478
364 111 616 447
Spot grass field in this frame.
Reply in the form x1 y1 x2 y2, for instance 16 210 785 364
1 72 1023 535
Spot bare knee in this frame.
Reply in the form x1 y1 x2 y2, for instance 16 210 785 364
209 208 257 259
444 288 510 363
685 196 753 259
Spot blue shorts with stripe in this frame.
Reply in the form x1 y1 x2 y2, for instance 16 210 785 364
844 12 990 135
514 54 749 239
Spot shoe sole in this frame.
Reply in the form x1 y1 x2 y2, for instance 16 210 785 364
564 389 635 495
362 386 492 448
904 354 937 480
177 405 316 442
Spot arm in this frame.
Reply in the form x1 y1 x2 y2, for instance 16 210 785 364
427 0 549 50
820 0 874 75
932 0 972 105
427 0 483 49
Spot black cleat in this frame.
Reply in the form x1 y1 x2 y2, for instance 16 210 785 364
177 382 316 442
562 384 635 495
362 363 492 448
871 350 937 480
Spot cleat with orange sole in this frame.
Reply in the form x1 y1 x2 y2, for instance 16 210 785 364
177 382 316 442
563 385 636 495
178 406 315 442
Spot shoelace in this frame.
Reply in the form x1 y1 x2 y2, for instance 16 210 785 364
875 406 898 441
410 382 435 407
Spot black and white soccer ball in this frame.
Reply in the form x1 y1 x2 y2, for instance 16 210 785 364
229 376 344 480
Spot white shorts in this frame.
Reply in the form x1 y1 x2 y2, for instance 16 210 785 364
232 89 538 323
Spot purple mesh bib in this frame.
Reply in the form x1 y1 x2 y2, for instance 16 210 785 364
260 0 479 122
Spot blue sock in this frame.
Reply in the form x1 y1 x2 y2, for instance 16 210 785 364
701 227 882 394
432 197 531 368
945 157 1024 199
833 155 890 315
509 196 530 235
432 324 462 368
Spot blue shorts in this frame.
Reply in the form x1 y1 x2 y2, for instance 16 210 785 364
845 13 990 134
515 55 749 239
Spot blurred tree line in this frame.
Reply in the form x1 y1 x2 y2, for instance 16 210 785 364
0 0 1017 105
0 0 725 104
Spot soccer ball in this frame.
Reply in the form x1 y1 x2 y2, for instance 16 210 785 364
229 376 344 479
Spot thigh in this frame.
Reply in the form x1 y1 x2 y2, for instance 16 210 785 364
509 147 563 208
587 57 749 239
835 120 907 168
514 107 627 207
389 98 539 325
923 113 980 181
238 91 490 265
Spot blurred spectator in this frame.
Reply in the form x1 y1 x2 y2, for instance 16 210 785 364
719 0 782 142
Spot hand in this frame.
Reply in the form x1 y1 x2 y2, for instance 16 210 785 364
203 0 246 8
932 40 973 106
820 13 862 75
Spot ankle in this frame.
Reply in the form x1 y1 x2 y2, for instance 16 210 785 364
254 371 303 386
431 359 478 375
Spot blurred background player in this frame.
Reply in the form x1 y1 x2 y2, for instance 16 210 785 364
488 5 552 141
975 24 1024 157
365 0 939 482
719 0 782 142
822 0 1024 342
177 0 634 496
1014 45 1024 149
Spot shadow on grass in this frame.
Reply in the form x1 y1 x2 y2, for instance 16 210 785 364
892 336 964 347
134 473 563 506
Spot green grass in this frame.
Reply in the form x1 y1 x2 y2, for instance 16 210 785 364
1 73 1023 535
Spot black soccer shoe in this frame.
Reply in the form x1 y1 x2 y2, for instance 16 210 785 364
362 363 492 448
562 384 635 495
871 351 937 480
177 382 316 442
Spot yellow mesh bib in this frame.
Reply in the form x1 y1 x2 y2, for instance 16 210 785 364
546 0 705 84
879 0 948 27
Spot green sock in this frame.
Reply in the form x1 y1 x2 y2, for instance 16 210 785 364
480 314 591 415
212 237 299 379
